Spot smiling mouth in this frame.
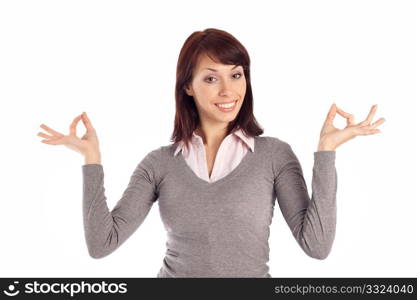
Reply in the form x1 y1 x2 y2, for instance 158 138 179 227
215 100 237 107
215 100 238 111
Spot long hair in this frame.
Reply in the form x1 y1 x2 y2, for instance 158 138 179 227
170 28 264 147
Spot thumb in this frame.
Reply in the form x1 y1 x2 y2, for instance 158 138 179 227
324 103 337 126
81 112 96 132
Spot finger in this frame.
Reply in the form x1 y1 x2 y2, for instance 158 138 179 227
41 138 62 145
358 128 381 135
81 112 95 132
336 106 355 127
37 132 53 139
69 115 82 136
40 135 64 144
324 103 337 125
358 104 378 126
368 117 386 129
40 124 63 136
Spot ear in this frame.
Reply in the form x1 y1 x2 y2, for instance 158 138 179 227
184 84 193 96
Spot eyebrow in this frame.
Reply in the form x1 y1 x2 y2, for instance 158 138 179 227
203 65 241 72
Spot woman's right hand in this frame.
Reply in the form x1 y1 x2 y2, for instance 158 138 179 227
37 112 100 157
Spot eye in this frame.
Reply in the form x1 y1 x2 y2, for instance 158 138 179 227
233 72 243 79
204 72 243 83
205 76 216 83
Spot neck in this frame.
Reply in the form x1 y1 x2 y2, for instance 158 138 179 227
196 121 229 148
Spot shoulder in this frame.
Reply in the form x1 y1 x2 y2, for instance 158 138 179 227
134 143 175 183
140 143 174 165
141 142 179 168
257 136 298 175
255 135 292 152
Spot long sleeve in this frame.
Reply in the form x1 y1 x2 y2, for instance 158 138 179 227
82 149 160 259
272 142 337 260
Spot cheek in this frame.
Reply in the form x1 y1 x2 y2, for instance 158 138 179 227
240 79 247 94
240 87 246 98
195 86 216 103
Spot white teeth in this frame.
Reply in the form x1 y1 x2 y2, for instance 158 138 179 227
216 101 236 108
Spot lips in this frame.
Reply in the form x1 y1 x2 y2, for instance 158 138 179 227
215 99 238 105
215 100 238 112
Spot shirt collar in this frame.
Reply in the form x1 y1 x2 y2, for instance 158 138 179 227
174 128 255 156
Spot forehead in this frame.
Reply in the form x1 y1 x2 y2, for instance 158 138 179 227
195 53 238 72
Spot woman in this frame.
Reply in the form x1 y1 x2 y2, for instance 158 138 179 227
37 28 385 278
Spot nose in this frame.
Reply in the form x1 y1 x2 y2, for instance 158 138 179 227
218 79 234 97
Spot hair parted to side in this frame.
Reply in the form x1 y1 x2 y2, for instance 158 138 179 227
170 28 264 147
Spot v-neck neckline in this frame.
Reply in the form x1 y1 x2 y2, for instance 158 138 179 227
174 136 258 188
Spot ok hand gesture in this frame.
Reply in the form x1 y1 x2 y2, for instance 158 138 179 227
37 112 100 157
317 104 386 151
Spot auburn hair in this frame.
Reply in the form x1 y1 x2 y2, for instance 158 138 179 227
170 28 264 147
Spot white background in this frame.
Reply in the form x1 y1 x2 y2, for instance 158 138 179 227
1 0 416 277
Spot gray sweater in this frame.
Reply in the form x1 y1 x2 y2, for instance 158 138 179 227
82 136 337 277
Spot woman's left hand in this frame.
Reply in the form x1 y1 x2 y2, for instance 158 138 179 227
317 103 386 151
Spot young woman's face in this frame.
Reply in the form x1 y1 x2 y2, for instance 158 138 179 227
185 54 246 127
